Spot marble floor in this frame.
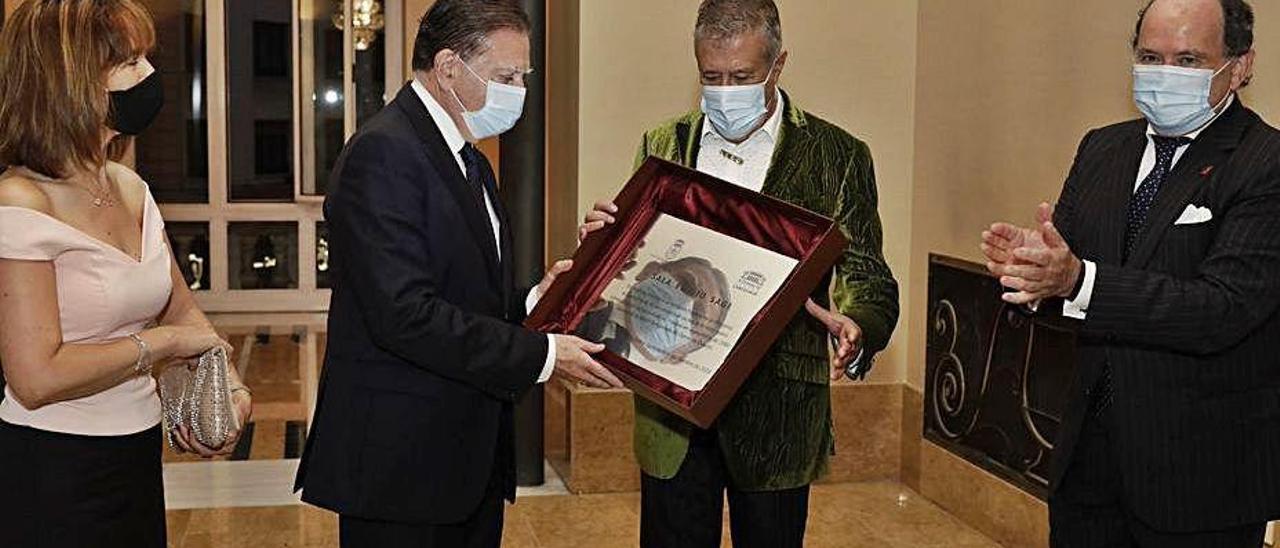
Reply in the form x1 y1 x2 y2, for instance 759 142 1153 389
165 480 1001 548
160 335 1002 547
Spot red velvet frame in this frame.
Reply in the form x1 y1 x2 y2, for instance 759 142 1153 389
526 157 848 428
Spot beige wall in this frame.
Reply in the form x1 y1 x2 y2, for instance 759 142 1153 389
575 0 920 383
403 0 431 77
546 0 581 261
907 0 1280 389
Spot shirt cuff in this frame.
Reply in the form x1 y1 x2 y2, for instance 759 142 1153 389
1063 260 1096 320
526 286 542 315
528 287 555 383
538 334 556 383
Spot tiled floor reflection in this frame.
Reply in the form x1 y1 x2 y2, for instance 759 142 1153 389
159 331 1000 546
164 481 1000 547
162 460 568 510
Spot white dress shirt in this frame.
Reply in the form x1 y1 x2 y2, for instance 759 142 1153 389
412 79 556 383
695 88 786 192
692 91 866 370
1063 94 1235 320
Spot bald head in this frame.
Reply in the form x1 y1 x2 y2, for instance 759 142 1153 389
1134 0 1254 59
1133 0 1256 105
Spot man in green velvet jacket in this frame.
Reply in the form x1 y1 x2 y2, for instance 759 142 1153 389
578 1 899 546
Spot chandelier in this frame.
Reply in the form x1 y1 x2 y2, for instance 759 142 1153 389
333 0 385 51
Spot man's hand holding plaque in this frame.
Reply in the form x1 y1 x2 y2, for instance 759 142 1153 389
536 258 626 390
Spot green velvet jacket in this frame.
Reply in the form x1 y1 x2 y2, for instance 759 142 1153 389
631 92 900 491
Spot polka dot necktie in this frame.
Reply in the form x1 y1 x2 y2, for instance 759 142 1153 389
1124 135 1192 261
1092 134 1191 419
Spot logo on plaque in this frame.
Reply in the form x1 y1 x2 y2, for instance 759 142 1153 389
734 271 767 296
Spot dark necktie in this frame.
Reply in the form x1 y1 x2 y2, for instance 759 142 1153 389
1124 135 1192 260
459 143 499 256
1092 134 1191 418
459 143 491 212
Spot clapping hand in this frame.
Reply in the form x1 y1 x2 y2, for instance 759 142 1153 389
981 202 1083 304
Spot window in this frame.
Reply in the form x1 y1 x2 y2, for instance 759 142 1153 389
316 221 331 289
134 0 402 314
300 0 394 196
135 0 208 203
166 222 212 291
227 0 295 202
300 0 346 196
229 222 300 290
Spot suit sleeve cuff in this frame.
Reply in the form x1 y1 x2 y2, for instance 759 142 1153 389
537 334 556 383
1063 260 1096 320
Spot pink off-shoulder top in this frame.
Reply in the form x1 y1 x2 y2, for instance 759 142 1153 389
0 186 171 436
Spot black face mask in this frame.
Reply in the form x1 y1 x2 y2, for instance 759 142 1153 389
108 71 164 136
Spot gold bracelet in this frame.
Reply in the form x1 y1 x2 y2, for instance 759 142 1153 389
230 385 253 397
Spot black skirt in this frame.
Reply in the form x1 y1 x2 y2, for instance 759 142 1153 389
0 420 166 548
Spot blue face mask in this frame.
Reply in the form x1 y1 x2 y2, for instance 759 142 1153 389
448 59 527 140
700 57 778 142
627 277 696 361
1133 60 1234 137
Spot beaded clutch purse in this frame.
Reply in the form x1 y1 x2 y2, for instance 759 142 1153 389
158 346 236 449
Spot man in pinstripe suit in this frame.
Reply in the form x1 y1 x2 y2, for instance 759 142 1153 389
984 0 1280 546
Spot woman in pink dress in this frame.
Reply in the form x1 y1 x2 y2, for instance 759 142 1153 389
0 1 253 546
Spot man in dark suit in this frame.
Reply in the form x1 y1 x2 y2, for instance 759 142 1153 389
294 1 623 546
983 0 1280 546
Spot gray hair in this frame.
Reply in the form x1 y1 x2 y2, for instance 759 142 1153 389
694 0 783 63
412 0 531 71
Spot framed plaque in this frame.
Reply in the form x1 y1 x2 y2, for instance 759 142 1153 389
526 157 849 427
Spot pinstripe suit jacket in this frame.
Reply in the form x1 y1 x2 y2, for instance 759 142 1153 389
1049 99 1280 532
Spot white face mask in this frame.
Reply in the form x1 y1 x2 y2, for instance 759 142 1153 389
1133 60 1234 137
447 58 527 140
700 56 778 142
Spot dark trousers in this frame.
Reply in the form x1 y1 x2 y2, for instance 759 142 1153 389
0 421 167 548
339 470 505 548
1050 412 1267 548
640 428 811 548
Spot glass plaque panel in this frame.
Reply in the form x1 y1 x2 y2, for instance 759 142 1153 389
577 215 797 391
526 157 849 427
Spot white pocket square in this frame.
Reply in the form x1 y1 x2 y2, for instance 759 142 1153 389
1175 205 1214 225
